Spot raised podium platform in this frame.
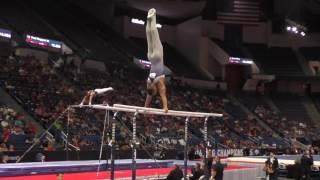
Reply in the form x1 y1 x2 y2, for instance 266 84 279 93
0 159 256 180
227 155 320 178
0 159 172 177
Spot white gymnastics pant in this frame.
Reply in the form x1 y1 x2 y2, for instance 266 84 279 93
146 9 163 65
94 87 113 95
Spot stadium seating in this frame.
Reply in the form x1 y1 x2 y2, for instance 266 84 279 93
0 104 36 151
1 54 272 150
212 39 250 58
235 92 315 143
271 94 317 140
300 47 320 61
4 52 319 152
22 0 125 62
0 0 58 39
246 44 304 76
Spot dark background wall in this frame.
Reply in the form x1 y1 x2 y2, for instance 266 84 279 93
68 0 116 26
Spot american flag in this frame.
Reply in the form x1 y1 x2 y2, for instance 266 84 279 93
217 0 261 25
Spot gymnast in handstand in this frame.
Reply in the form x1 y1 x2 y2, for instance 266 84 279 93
80 87 113 106
144 8 168 113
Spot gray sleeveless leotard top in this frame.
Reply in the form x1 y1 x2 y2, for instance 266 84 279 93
149 54 164 77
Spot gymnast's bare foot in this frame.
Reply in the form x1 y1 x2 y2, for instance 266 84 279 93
163 107 168 113
147 8 156 19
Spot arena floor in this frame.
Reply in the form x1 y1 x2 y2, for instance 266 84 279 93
0 159 254 180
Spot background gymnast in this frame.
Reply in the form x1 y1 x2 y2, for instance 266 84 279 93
144 8 168 113
80 87 113 106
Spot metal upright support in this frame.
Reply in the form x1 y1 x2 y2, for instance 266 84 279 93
183 117 190 180
110 112 118 180
214 139 218 156
96 110 109 176
66 108 71 160
203 117 209 163
132 111 138 180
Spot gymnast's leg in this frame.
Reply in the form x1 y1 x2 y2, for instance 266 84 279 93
147 8 163 60
94 87 113 94
88 91 96 106
144 94 153 108
146 12 153 59
80 91 90 105
145 81 156 108
157 77 168 112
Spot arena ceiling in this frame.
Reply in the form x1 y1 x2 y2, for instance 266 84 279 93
114 0 206 24
124 0 206 19
66 0 320 31
119 1 319 17
273 0 320 32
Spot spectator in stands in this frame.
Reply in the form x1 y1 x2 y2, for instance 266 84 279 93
188 146 196 160
210 156 224 180
35 153 46 162
264 152 279 180
56 173 64 180
0 153 8 163
293 158 302 180
8 145 14 152
206 150 214 177
310 146 319 155
256 81 265 95
166 164 183 180
190 163 204 180
43 142 55 151
0 143 8 152
300 150 313 180
25 122 37 136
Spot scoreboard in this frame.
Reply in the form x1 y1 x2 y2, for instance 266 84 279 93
0 28 12 56
25 34 62 50
229 57 253 65
0 28 12 40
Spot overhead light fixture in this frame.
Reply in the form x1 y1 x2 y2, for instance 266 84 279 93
286 26 291 31
292 26 297 32
131 18 144 25
285 18 307 37
131 18 162 29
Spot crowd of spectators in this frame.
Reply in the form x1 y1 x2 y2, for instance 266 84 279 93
56 55 254 150
0 55 255 152
1 54 319 158
0 105 37 152
254 105 318 141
